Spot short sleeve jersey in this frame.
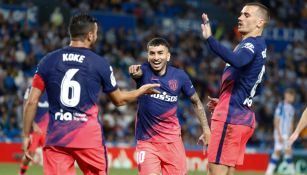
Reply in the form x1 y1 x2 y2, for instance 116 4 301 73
34 46 118 148
135 63 195 142
274 102 295 137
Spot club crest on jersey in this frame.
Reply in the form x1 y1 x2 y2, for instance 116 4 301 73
242 43 255 53
168 80 178 91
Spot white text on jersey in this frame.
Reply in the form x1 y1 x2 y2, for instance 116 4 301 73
55 109 88 121
150 92 178 102
63 53 85 63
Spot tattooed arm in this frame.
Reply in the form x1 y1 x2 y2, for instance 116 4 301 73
190 92 211 145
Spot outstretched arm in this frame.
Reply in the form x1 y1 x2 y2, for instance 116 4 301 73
289 107 307 147
190 93 211 145
107 84 160 106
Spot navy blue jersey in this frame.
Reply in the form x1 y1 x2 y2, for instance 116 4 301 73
135 63 195 142
207 36 267 127
35 46 118 148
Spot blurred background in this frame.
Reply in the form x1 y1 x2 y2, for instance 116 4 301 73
0 0 306 174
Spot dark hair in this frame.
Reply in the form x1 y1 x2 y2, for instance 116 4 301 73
68 13 98 40
285 88 295 95
245 2 270 24
147 37 170 51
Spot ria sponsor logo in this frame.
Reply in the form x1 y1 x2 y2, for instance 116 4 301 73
150 92 178 102
55 109 88 121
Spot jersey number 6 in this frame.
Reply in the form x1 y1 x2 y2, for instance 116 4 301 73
60 69 81 107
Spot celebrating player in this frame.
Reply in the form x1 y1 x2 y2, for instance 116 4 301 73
22 13 159 175
129 37 211 175
201 2 270 175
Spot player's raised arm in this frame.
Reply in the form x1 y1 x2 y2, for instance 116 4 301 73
189 93 211 145
129 64 143 79
107 83 160 106
201 14 255 68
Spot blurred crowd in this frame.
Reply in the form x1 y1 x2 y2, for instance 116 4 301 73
0 0 306 151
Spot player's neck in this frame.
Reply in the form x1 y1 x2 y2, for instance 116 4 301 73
241 30 262 40
69 40 91 49
155 67 167 76
284 100 292 104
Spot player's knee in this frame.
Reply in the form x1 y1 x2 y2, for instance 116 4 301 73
227 167 235 175
208 163 228 175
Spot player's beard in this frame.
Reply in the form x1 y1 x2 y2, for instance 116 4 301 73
90 39 97 49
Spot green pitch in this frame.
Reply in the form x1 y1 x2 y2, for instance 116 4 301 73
0 163 264 175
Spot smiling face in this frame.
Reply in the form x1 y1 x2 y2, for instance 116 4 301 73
147 44 170 76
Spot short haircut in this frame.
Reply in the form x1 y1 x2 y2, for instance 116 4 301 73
68 13 98 40
147 37 170 51
245 2 270 25
285 88 295 95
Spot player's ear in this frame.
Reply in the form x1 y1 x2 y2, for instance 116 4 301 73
88 32 94 42
167 52 170 61
256 19 265 29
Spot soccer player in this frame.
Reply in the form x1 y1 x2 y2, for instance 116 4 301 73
201 2 270 175
129 37 211 175
265 89 296 175
19 87 48 175
288 106 307 146
22 14 159 175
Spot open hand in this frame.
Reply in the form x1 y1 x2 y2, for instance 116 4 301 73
201 13 212 40
22 136 34 161
198 128 211 146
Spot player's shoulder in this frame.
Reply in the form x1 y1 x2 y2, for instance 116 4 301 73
245 36 266 47
276 101 282 108
168 65 189 77
141 62 150 69
241 36 266 53
41 48 62 61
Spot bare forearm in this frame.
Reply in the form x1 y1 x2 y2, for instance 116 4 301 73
23 101 38 137
116 90 141 106
294 108 307 134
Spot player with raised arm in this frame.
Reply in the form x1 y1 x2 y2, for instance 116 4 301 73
22 14 159 175
201 2 270 175
265 89 296 175
129 37 211 175
19 87 49 175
